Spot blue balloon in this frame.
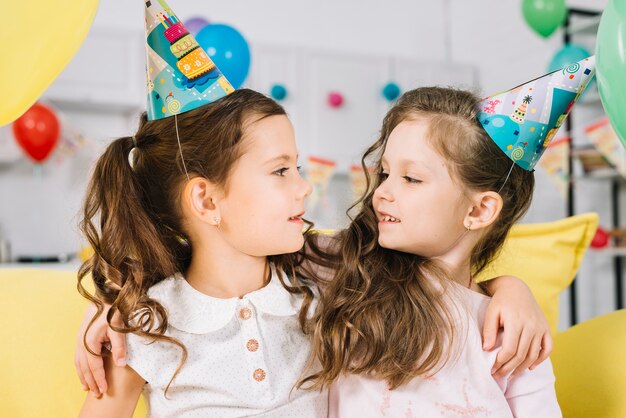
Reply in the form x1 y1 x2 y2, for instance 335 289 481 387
196 24 251 89
548 44 592 72
270 84 288 101
382 82 401 101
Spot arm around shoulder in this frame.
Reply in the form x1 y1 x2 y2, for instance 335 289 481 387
78 355 145 418
504 358 562 418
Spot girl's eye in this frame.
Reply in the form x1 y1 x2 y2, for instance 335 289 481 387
378 172 389 181
274 167 289 176
403 176 422 184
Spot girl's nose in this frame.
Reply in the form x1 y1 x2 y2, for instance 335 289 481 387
373 181 394 202
299 173 313 199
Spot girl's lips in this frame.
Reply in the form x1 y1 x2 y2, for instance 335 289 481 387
288 214 305 224
379 215 401 223
377 210 401 223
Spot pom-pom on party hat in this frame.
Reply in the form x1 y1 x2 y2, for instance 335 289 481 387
477 56 595 171
144 0 234 121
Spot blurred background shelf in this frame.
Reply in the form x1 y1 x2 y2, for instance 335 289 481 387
591 247 626 257
567 13 601 36
0 261 82 271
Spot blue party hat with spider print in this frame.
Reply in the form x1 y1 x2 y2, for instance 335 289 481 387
144 0 235 121
477 56 595 171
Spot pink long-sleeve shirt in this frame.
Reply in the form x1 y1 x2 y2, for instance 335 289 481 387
329 283 561 418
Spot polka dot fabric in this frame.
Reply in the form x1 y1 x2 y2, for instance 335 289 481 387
126 268 327 417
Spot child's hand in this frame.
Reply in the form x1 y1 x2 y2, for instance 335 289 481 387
74 303 127 397
481 275 552 379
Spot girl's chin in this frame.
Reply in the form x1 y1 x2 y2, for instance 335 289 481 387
377 235 410 253
271 236 305 255
377 235 395 249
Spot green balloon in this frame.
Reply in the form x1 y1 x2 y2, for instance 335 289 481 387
597 0 626 148
522 0 567 38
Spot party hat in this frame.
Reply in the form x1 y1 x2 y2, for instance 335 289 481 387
144 0 234 121
477 56 595 171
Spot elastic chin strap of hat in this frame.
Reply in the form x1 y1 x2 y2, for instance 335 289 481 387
175 114 191 182
497 161 516 195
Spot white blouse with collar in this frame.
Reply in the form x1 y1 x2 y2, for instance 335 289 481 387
126 270 328 417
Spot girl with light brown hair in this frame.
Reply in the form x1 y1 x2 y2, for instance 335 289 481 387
305 87 562 417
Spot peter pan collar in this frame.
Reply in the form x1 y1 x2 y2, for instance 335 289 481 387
147 266 303 334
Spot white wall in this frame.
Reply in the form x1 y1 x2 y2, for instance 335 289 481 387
89 0 606 92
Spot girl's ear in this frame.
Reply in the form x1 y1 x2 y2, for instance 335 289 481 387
464 191 503 231
182 177 222 226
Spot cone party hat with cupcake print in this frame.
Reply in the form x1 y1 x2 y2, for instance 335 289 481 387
478 56 595 171
144 0 235 121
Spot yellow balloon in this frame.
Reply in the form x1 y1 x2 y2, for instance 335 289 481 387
0 0 99 126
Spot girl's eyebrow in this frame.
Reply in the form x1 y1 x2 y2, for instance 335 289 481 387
264 154 298 165
382 157 433 172
401 158 432 171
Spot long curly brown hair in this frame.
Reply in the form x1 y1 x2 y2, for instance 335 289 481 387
78 89 322 393
302 87 535 390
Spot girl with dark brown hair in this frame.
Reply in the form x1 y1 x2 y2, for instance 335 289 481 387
307 87 561 417
73 90 554 417
76 88 331 417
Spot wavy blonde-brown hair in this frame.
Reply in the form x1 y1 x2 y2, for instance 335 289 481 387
302 87 535 389
78 89 321 394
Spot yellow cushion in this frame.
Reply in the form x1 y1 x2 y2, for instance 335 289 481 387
475 213 599 334
551 309 626 418
0 268 146 418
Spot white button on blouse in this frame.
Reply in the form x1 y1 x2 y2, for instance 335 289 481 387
126 268 328 418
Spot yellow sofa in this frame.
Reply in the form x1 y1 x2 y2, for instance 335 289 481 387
1 213 624 417
0 268 146 417
552 309 626 418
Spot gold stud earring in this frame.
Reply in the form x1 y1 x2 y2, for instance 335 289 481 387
213 217 221 228
466 221 472 232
